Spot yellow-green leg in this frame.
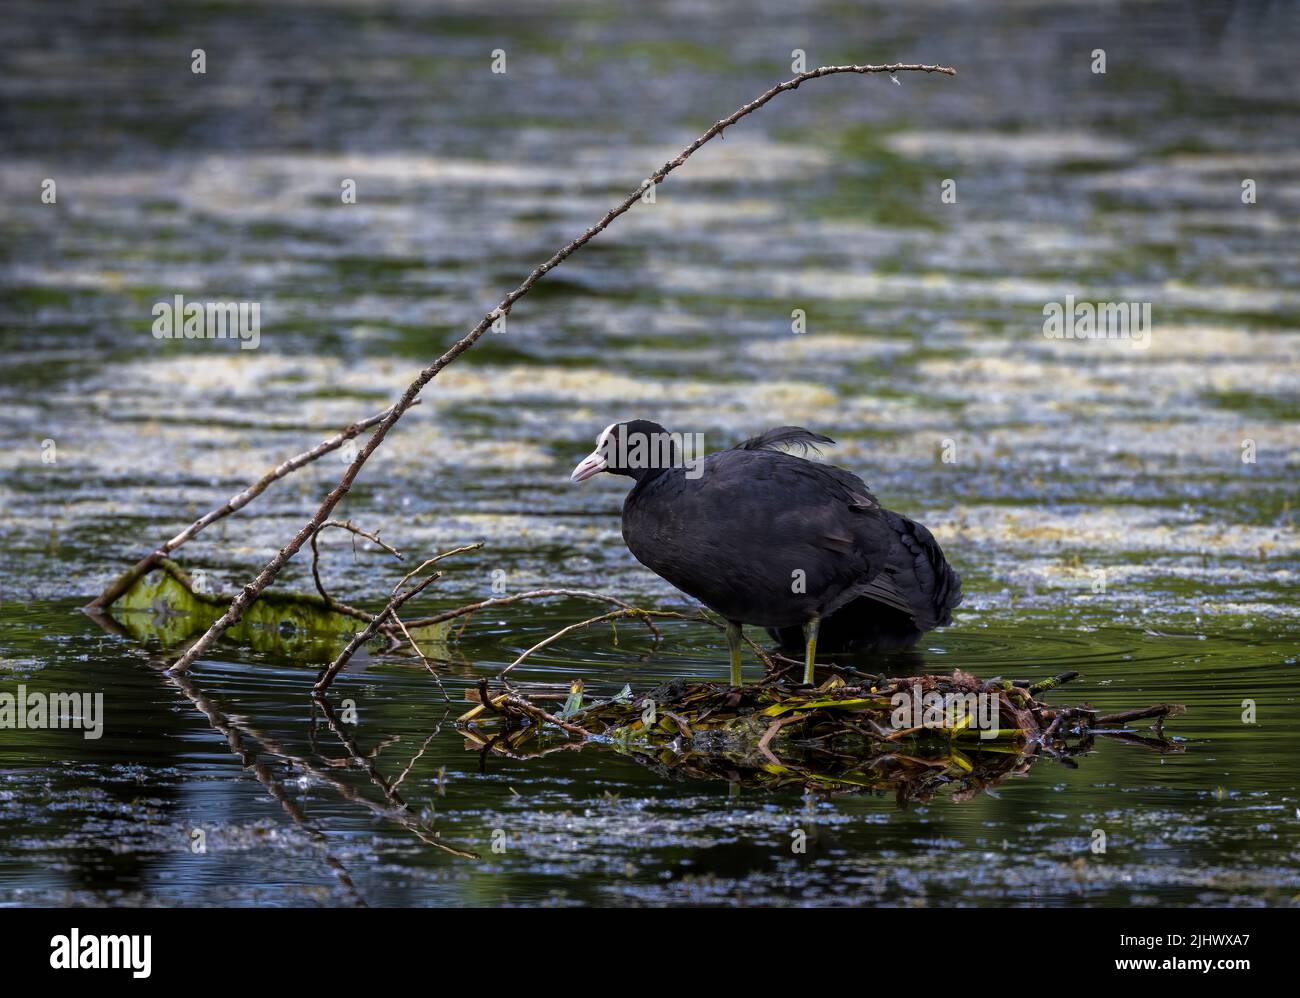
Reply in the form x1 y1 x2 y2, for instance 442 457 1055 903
803 617 820 686
726 620 744 687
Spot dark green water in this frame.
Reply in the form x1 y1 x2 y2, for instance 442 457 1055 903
1 0 1297 906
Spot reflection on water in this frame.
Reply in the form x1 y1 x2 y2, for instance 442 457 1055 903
0 0 1297 906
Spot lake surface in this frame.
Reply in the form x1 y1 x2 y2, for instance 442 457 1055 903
1 0 1297 906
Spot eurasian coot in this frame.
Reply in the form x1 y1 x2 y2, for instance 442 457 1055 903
570 420 962 685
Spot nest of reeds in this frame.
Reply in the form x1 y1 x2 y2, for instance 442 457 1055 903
458 670 1184 803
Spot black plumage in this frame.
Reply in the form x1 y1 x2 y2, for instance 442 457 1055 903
570 420 961 682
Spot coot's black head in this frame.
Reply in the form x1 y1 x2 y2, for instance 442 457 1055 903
570 420 680 484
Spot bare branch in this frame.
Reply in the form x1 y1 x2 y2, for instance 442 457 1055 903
391 542 483 594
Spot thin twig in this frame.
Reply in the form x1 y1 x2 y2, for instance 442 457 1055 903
390 613 453 703
374 542 486 691
498 608 703 679
405 588 662 638
165 62 954 675
310 519 404 623
391 542 483 594
313 562 443 693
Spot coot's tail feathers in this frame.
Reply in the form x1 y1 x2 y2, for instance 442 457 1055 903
877 510 963 628
733 426 835 455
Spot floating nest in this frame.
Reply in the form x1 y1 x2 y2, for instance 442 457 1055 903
458 670 1185 803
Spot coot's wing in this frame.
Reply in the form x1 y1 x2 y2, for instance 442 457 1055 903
710 452 895 618
812 462 880 512
866 511 963 628
621 449 894 626
786 461 957 628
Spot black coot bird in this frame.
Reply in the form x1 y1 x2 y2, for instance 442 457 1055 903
570 420 961 685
